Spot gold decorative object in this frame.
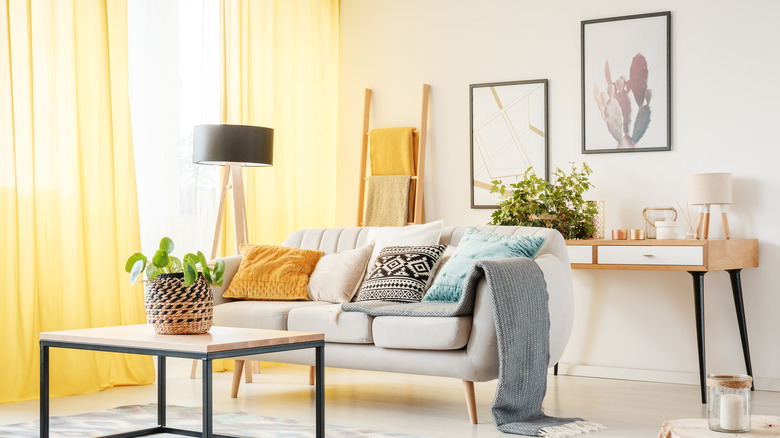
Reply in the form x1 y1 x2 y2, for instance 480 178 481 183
629 229 645 240
642 207 677 239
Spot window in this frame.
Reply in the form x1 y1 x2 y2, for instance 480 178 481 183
128 0 221 256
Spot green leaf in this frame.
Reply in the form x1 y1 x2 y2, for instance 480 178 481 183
159 237 174 253
152 249 170 269
125 253 147 273
146 265 160 280
129 259 144 285
213 259 225 278
183 253 199 269
184 261 197 287
197 251 209 269
202 266 213 284
169 256 182 272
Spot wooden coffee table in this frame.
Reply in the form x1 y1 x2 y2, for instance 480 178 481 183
39 324 325 438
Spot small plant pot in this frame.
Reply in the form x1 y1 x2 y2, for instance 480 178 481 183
144 273 213 335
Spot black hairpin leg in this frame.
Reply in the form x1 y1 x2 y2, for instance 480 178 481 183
727 269 754 390
689 271 707 404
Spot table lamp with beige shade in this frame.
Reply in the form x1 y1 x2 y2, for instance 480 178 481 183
690 172 732 239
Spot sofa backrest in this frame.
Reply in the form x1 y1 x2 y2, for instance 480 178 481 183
282 224 571 269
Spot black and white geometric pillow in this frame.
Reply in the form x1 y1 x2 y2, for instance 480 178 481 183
356 245 447 303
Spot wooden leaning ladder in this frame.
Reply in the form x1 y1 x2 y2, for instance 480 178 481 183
357 84 430 226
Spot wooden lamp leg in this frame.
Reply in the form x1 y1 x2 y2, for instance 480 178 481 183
190 167 233 380
702 204 711 240
721 205 731 239
695 205 704 239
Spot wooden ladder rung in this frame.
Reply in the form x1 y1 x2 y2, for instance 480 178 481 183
365 129 418 135
363 176 418 181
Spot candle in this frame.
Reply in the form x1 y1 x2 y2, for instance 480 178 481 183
719 394 745 430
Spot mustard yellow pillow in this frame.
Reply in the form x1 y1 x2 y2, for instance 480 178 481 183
223 244 323 300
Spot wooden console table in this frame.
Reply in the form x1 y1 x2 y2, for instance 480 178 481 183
565 238 759 403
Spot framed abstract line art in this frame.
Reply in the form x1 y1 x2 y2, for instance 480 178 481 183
582 11 671 154
470 79 548 208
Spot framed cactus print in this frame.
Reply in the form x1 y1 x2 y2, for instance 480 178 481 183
582 11 671 153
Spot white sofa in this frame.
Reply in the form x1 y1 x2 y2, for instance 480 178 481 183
212 225 574 424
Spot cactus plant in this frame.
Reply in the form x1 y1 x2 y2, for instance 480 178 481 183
593 54 652 148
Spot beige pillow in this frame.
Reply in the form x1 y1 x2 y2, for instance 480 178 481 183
307 244 374 303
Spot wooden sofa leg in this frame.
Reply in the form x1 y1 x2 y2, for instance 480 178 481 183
190 359 198 379
308 365 315 385
463 380 478 424
231 360 245 398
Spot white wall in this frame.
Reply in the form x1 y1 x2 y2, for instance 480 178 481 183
337 0 780 389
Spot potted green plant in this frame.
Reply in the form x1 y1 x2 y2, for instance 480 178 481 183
489 162 599 240
125 237 226 335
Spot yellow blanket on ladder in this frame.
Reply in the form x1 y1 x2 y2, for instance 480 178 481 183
369 127 415 175
364 175 412 226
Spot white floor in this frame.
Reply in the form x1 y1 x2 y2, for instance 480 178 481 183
3 359 779 437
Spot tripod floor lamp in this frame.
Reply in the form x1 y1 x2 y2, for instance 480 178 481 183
193 124 274 259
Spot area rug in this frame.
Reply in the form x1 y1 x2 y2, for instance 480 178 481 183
0 404 428 438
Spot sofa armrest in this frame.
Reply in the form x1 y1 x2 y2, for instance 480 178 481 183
534 254 574 365
465 277 499 382
464 255 574 381
212 254 242 307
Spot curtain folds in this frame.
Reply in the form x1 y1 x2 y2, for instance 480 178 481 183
218 0 339 253
0 0 154 403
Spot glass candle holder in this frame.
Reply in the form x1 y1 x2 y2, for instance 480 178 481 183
707 374 752 433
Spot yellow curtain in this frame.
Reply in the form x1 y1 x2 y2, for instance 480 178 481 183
218 0 339 253
0 0 155 402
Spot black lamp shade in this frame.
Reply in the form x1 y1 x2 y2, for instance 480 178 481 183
193 124 273 167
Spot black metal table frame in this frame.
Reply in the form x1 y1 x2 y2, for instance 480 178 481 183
40 339 325 438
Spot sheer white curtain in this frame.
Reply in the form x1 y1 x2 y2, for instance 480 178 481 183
128 0 221 256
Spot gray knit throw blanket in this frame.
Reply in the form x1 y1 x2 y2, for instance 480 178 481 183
343 258 605 437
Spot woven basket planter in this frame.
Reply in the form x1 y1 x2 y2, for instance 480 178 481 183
144 273 213 335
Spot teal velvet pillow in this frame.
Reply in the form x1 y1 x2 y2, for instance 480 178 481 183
422 228 546 303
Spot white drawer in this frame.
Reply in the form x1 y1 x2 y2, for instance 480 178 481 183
598 245 703 266
567 246 593 264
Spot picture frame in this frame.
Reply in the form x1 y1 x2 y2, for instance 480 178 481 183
581 11 671 154
470 79 548 209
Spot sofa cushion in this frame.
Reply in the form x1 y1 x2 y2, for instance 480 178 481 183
223 244 323 301
372 315 472 350
357 245 446 303
307 244 374 303
423 228 546 303
364 220 444 273
213 300 330 330
288 304 374 344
